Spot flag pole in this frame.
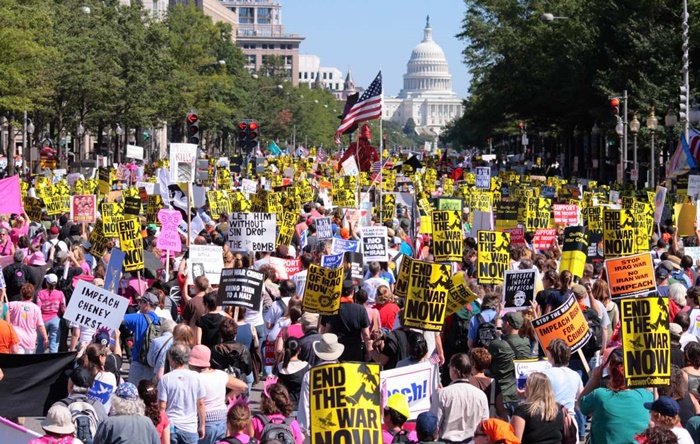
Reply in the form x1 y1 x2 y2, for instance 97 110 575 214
378 68 384 227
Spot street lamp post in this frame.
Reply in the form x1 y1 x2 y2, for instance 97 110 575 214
77 122 84 173
629 113 640 185
665 108 677 183
616 118 625 184
115 124 123 165
592 122 601 180
27 119 34 178
646 107 658 187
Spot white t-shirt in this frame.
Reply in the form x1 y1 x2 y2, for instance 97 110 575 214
688 308 700 338
681 332 699 350
673 426 694 444
292 270 308 297
93 371 117 414
198 370 229 414
542 366 583 415
362 277 389 305
159 368 206 434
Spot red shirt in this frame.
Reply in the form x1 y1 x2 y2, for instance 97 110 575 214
375 302 400 330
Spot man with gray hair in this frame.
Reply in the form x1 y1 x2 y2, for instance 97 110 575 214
158 343 206 444
3 249 38 302
147 318 176 382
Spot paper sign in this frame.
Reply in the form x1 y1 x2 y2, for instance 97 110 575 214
302 264 343 315
688 175 700 199
477 231 510 285
316 217 333 239
603 208 635 258
559 226 588 278
380 361 436 419
189 245 224 286
553 204 580 225
361 226 388 263
341 156 359 176
241 178 257 194
605 252 657 299
653 186 667 224
621 297 671 387
103 249 125 293
501 227 525 246
117 218 143 272
126 145 144 160
475 167 491 189
331 238 361 254
169 143 197 183
503 270 536 310
70 195 96 224
321 253 344 269
403 260 450 332
514 359 552 389
431 210 462 262
532 228 557 251
136 181 155 195
63 280 129 332
156 209 183 252
216 267 264 310
445 271 478 317
532 295 591 352
227 212 276 252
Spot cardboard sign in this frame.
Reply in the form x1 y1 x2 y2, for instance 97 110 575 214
394 255 412 299
446 271 478 317
495 201 519 230
302 264 343 315
117 218 143 272
103 249 125 293
381 193 396 223
276 212 297 247
125 145 144 160
501 227 525 246
316 217 333 239
321 253 344 269
123 196 141 218
62 280 129 332
475 167 491 189
603 208 635 258
341 156 359 176
477 230 510 285
189 245 225 286
156 209 183 253
169 143 197 183
101 202 124 238
605 252 657 299
431 210 462 262
559 226 588 278
532 228 557 251
553 204 580 225
380 361 436 419
70 195 96 224
514 359 552 389
403 260 450 332
331 238 360 254
348 252 364 287
503 270 536 310
240 178 257 194
533 295 591 352
525 198 552 232
310 363 381 444
216 268 264 310
621 297 671 387
361 226 388 263
227 212 276 252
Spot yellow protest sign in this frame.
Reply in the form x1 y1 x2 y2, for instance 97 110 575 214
310 363 381 444
381 193 396 223
621 297 671 387
117 218 144 272
88 220 109 258
525 198 552 231
403 260 450 331
302 264 343 315
446 271 478 317
146 195 163 226
559 226 587 278
393 256 412 299
603 208 635 258
24 197 43 223
276 211 297 247
675 203 696 237
101 203 124 238
477 230 510 285
431 210 462 262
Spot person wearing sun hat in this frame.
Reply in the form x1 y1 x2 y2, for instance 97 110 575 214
92 382 160 444
474 418 521 444
382 393 418 443
28 404 79 444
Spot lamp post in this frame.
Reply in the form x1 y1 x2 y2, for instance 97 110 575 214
646 107 658 187
115 124 123 165
27 119 34 178
629 112 640 185
592 122 600 180
76 122 84 172
665 108 677 182
616 118 625 184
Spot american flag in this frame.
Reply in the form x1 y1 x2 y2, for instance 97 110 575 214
317 146 328 163
335 71 383 140
371 160 382 175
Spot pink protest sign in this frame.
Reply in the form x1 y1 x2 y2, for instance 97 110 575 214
156 209 183 253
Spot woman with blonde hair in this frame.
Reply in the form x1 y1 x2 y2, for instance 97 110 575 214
510 372 564 443
69 246 91 275
173 324 196 348
592 280 617 339
374 286 400 330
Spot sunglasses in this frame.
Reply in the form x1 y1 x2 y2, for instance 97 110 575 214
474 432 486 437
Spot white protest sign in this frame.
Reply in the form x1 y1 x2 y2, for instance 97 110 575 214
475 167 491 189
126 145 144 160
653 186 667 224
189 245 225 285
380 361 436 419
689 175 700 200
169 143 198 183
316 217 333 239
241 178 257 194
514 359 552 389
136 181 155 195
361 226 388 263
63 280 129 333
227 212 277 252
609 190 620 203
341 156 359 176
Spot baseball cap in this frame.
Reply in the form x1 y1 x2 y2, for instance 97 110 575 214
300 312 319 329
341 280 355 296
655 268 669 280
115 382 140 401
670 323 683 338
644 396 680 417
48 226 60 235
571 284 588 298
137 291 159 306
45 273 58 285
416 411 438 436
503 312 523 329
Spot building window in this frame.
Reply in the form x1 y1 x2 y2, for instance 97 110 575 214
239 7 254 24
299 72 302 79
245 54 256 65
329 73 333 80
258 8 271 25
261 55 267 65
304 72 308 79
335 83 339 90
323 72 327 80
284 56 292 65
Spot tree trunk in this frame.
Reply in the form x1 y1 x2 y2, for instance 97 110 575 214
7 120 15 176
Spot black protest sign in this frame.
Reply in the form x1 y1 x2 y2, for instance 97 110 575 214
123 196 141 218
348 252 364 287
586 232 605 264
216 267 265 310
503 269 536 310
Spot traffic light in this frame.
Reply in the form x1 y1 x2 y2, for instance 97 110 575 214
680 86 688 121
186 113 200 145
610 98 620 116
247 121 259 149
237 122 249 148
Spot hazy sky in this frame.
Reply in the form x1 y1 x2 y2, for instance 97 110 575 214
282 0 471 98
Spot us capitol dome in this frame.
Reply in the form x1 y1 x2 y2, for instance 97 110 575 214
384 16 464 139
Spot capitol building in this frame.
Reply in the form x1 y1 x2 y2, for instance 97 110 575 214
383 17 464 138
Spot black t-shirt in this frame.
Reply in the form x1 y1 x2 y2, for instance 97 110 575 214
196 313 225 348
672 343 685 369
545 289 567 310
381 329 409 370
513 403 564 444
321 302 369 362
536 289 559 313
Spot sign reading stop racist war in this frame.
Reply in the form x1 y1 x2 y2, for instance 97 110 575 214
431 210 462 262
532 295 591 352
477 230 510 285
603 208 635 258
117 218 143 272
302 264 343 316
559 226 588 278
403 260 450 332
621 297 671 387
605 252 657 299
503 269 536 310
446 271 478 317
310 362 381 444
216 268 264 310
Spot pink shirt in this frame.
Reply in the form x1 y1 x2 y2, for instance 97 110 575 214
217 433 251 444
382 427 418 444
251 414 304 444
8 301 43 351
36 289 65 323
10 225 28 246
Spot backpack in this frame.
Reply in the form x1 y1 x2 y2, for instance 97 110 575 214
388 429 412 443
56 399 99 444
445 315 471 353
580 306 603 357
138 313 161 365
8 264 27 289
254 414 295 444
475 314 499 348
220 437 258 444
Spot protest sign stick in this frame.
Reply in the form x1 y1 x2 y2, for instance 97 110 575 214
165 249 170 281
137 270 143 297
577 349 591 376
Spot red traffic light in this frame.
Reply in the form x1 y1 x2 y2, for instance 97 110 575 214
518 122 524 129
610 98 619 107
249 122 258 131
187 113 199 124
238 122 248 130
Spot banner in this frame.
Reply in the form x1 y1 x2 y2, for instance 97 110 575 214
0 176 23 215
103 248 125 293
117 218 144 272
431 210 462 262
532 228 557 251
361 226 388 263
302 264 343 315
331 238 360 254
503 269 536 310
310 362 381 444
216 268 264 309
316 217 334 239
533 295 591 352
553 204 580 225
559 226 588 278
0 417 42 443
70 195 96 224
189 245 225 285
63 280 129 332
446 271 478 317
169 143 197 183
621 297 671 387
605 252 657 299
477 230 510 285
380 361 436 419
403 260 450 332
227 212 276 252
603 208 635 258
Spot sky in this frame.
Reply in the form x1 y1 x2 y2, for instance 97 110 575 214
283 0 471 98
